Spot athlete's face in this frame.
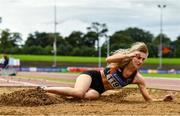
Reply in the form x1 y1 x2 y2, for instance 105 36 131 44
132 52 148 69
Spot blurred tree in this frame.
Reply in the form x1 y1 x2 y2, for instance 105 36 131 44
69 46 97 56
25 31 54 47
174 36 180 57
82 31 98 47
109 31 133 51
64 30 98 56
153 33 171 45
153 33 172 57
86 22 108 46
109 27 154 56
0 29 22 53
146 43 158 57
123 27 153 43
24 31 65 55
86 22 108 67
65 31 84 47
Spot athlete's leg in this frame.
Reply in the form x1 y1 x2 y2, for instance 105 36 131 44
44 74 92 98
84 89 100 100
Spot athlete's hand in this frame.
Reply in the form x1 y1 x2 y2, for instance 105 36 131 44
127 51 141 59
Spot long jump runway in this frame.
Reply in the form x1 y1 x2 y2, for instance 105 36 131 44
0 72 180 91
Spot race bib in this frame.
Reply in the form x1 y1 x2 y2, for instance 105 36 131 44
106 73 122 89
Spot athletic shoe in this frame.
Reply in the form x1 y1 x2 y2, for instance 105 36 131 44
36 85 47 91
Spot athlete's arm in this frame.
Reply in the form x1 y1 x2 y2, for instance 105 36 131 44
106 51 141 64
133 73 153 101
133 72 174 102
132 72 165 102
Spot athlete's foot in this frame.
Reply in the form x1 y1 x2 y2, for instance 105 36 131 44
36 85 47 91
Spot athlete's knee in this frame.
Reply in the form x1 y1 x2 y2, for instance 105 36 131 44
84 94 99 100
84 90 100 100
74 89 85 98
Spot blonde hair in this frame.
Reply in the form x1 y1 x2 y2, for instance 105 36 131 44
109 42 148 68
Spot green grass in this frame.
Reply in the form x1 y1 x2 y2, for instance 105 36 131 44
142 73 180 78
11 55 100 63
10 54 180 65
144 58 180 65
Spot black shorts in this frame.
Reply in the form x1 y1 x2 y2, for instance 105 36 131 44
82 70 105 94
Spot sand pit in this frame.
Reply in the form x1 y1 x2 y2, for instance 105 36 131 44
0 88 133 107
0 88 63 106
0 87 180 115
